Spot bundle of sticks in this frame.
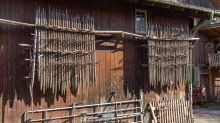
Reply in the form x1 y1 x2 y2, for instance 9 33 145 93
30 7 98 95
142 23 192 88
148 39 190 88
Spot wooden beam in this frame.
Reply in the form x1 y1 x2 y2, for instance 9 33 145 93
208 69 212 102
155 3 170 9
139 89 144 123
191 19 205 37
189 14 210 20
209 29 220 37
211 37 220 40
122 0 138 3
113 33 124 38
194 10 198 14
199 11 210 15
190 11 211 19
138 0 155 6
114 40 120 50
170 6 185 11
199 23 220 31
150 103 157 123
185 9 199 14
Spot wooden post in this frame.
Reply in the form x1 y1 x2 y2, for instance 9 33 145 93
209 68 212 102
139 89 144 123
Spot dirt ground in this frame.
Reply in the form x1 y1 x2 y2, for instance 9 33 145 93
193 103 220 123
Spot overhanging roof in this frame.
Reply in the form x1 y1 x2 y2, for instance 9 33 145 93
199 23 220 40
212 0 220 9
122 0 220 19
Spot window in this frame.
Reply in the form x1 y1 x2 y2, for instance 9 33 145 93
135 9 147 34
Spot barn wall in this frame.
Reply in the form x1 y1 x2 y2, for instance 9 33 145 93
194 42 205 65
0 0 190 122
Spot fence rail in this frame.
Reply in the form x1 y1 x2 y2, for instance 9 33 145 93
24 99 143 123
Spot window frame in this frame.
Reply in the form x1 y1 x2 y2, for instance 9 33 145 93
135 9 148 34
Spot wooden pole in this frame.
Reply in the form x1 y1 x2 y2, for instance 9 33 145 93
139 89 144 123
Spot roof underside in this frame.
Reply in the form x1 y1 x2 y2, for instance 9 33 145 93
212 0 220 9
122 0 220 19
199 23 220 40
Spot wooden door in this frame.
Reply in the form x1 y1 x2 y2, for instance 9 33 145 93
200 75 209 100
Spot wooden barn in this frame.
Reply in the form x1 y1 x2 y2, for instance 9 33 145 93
194 1 220 103
0 0 219 122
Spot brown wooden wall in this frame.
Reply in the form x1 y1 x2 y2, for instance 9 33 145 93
194 42 205 64
0 0 190 122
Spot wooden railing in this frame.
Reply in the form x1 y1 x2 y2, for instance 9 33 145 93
208 53 220 67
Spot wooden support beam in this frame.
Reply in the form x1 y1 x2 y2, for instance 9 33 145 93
122 0 138 3
190 11 211 19
198 11 210 16
150 103 157 123
170 6 185 11
18 43 34 47
209 29 220 37
191 18 205 37
208 69 212 102
194 10 198 14
113 33 124 38
155 3 170 9
114 40 120 50
189 14 210 19
185 9 198 14
139 89 144 123
138 0 155 6
211 37 220 40
199 23 220 31
95 34 113 39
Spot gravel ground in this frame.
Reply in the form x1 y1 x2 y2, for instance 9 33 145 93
193 103 220 123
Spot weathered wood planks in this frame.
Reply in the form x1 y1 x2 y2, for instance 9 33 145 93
150 98 192 123
141 23 191 88
0 1 191 122
25 8 98 96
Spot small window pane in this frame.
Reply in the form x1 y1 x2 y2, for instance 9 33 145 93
141 13 144 25
141 25 145 31
136 12 140 24
141 17 145 25
137 24 140 31
136 18 140 24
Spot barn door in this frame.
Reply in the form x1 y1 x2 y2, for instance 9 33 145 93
200 75 209 100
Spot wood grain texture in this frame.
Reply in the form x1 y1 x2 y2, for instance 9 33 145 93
0 0 192 122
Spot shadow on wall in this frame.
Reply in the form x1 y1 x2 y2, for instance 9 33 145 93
0 32 188 122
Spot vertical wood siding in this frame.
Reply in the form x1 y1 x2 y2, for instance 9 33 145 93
0 0 190 122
